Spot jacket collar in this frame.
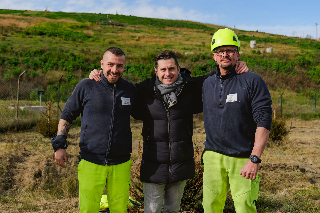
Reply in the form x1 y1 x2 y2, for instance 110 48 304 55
100 71 122 88
216 65 236 80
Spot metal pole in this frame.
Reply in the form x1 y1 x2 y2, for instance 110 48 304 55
280 91 284 117
15 70 26 120
315 89 319 113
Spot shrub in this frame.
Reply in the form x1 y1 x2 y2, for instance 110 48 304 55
37 101 58 138
130 141 144 205
180 160 204 211
180 143 204 211
190 55 196 62
25 22 94 41
269 118 288 144
251 50 260 54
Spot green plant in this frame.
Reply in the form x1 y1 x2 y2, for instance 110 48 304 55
25 22 94 41
190 55 196 62
269 118 289 143
180 143 204 211
37 100 58 138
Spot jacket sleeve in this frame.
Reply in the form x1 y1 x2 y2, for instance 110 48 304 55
60 80 90 123
191 70 215 114
130 82 145 120
250 74 273 130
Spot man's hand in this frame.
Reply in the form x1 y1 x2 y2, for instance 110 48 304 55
240 160 259 180
89 69 102 82
235 61 248 74
55 149 69 168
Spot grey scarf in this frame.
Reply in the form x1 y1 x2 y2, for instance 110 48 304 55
155 73 184 108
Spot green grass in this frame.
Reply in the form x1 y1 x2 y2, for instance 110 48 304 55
0 9 214 30
0 9 320 130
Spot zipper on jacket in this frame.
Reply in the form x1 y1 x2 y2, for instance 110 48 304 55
155 88 173 183
166 82 186 183
176 84 185 97
166 109 172 183
154 82 187 183
105 84 117 165
219 78 223 105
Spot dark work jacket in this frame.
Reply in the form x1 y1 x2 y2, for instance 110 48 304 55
61 73 137 166
203 67 272 158
132 69 212 183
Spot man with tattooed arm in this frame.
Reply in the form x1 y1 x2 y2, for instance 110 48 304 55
51 47 137 213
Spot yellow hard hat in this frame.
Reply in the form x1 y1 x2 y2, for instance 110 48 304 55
211 28 240 52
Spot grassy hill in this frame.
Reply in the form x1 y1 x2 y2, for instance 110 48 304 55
0 9 320 213
1 9 320 86
1 9 320 126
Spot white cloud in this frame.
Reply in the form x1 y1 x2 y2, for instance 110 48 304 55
237 24 316 38
1 0 40 10
65 0 218 23
1 0 219 26
134 0 154 3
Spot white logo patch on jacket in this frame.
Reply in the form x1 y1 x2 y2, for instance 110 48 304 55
226 93 237 103
121 97 131 105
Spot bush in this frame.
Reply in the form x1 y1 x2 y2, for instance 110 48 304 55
269 118 289 144
25 22 94 41
180 143 204 211
37 101 58 138
37 117 58 138
190 55 196 62
180 160 204 211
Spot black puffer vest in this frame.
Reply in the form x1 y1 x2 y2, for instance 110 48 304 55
133 69 207 183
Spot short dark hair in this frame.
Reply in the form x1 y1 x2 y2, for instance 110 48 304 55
104 47 125 57
154 50 179 68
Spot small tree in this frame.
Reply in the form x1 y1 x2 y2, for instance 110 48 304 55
37 99 58 138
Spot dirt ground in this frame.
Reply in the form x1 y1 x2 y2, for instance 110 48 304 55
0 118 319 212
262 119 320 187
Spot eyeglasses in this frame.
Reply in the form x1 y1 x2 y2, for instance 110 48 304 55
214 48 237 56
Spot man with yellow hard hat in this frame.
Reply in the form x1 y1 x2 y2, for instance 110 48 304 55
202 28 272 212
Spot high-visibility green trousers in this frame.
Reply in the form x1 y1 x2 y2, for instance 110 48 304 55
202 151 260 213
78 159 132 213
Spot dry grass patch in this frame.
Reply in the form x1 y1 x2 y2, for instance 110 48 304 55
0 118 319 212
165 27 204 32
83 30 94 36
0 14 78 29
140 37 168 43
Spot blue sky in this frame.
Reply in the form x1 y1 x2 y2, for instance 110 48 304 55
2 0 320 39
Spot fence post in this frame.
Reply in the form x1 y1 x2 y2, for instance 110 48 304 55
280 91 284 117
15 70 26 120
315 89 319 113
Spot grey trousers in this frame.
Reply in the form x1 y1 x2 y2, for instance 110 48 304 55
143 180 187 213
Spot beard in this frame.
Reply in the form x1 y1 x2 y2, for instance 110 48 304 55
220 63 233 69
106 71 122 83
107 71 121 77
220 59 233 70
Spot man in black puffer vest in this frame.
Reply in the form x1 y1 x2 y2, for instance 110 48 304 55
132 51 206 212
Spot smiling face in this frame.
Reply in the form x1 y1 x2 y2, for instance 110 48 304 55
100 51 126 83
154 58 180 85
213 45 240 75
